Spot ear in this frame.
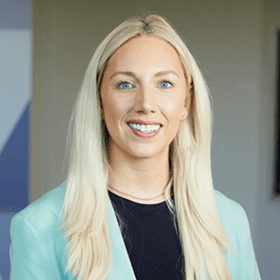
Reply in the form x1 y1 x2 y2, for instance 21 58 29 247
180 107 188 121
181 90 192 120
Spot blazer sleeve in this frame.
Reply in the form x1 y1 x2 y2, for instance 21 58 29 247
9 213 57 280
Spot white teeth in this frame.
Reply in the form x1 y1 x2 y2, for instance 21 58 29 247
128 123 161 133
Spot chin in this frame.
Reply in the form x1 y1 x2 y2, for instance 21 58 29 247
126 144 162 160
129 153 157 160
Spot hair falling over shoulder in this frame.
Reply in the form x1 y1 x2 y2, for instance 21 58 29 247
57 12 235 280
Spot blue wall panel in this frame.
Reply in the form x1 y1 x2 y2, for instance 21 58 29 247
0 102 29 209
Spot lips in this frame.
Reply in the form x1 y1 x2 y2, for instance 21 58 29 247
126 119 163 139
128 124 161 139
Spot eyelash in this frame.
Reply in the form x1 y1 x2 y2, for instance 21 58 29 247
116 80 174 89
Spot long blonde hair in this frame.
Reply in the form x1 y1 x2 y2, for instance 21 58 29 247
58 13 235 280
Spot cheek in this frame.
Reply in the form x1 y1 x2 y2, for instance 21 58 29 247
161 96 185 120
164 100 178 112
103 94 132 122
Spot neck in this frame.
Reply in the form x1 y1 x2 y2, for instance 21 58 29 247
107 146 170 199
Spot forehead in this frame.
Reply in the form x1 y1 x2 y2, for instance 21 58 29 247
105 35 184 75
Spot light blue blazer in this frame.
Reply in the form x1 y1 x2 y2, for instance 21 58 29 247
9 181 262 279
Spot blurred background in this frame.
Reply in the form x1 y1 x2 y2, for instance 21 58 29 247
1 0 280 279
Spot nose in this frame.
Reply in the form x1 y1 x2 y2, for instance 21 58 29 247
134 86 157 114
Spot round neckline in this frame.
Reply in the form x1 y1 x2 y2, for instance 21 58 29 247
108 189 173 207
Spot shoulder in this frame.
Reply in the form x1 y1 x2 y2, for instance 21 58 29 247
213 189 252 250
214 189 246 217
9 181 70 279
213 190 250 236
11 180 67 241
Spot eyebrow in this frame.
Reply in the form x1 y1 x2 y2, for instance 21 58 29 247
110 70 179 80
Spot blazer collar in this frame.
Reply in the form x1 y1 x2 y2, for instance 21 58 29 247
106 197 137 280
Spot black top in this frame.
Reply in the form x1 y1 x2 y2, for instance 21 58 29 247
108 190 184 280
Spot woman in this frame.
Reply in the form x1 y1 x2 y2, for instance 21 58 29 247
10 14 261 280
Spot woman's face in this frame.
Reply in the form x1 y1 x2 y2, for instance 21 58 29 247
100 35 190 161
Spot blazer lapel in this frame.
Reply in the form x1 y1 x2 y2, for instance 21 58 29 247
106 197 137 280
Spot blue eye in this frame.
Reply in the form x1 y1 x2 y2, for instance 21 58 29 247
116 80 173 89
159 81 172 88
117 82 133 89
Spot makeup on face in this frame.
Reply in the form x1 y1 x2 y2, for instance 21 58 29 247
100 36 189 159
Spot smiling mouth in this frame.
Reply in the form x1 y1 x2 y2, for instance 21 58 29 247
127 122 162 133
